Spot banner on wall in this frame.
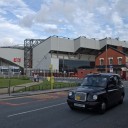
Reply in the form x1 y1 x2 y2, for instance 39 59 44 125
13 58 21 62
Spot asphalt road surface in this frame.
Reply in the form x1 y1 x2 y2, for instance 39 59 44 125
0 86 128 128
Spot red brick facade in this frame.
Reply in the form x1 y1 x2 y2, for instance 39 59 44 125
77 46 128 78
95 46 127 75
77 69 97 78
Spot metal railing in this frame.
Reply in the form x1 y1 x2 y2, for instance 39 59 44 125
0 77 83 95
0 86 8 94
28 85 41 91
13 85 27 93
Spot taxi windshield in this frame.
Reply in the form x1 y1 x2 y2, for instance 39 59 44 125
81 75 108 87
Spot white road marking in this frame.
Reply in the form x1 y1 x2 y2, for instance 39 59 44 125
8 102 66 118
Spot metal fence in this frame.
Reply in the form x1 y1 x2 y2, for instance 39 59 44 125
0 77 83 95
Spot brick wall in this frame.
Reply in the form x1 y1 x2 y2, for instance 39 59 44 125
95 48 126 66
77 69 97 78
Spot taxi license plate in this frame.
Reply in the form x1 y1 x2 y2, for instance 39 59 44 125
75 96 80 100
74 103 85 108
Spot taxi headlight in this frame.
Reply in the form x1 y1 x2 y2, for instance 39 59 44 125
93 95 98 100
69 91 73 96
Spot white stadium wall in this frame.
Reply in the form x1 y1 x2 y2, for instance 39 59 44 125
33 37 51 69
80 37 100 50
0 48 24 67
32 36 128 71
74 37 100 52
99 38 107 49
1 36 128 72
99 38 128 49
51 58 59 70
51 37 74 52
107 38 127 47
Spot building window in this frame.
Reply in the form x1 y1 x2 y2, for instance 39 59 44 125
99 58 104 65
118 57 122 65
59 59 92 72
109 58 113 65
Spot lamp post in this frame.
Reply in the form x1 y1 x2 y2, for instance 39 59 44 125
8 78 11 96
8 67 11 96
105 43 108 73
49 64 54 89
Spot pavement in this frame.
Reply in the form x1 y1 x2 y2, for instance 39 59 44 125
0 81 73 100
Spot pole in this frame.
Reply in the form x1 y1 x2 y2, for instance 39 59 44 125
8 78 11 96
50 64 53 89
106 44 107 73
8 67 11 96
63 55 64 76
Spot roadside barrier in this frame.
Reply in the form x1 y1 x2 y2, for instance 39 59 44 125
28 85 41 91
13 85 27 93
0 77 83 95
0 86 8 94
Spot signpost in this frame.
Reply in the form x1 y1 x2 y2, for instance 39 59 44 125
49 64 54 89
110 66 113 73
8 67 11 96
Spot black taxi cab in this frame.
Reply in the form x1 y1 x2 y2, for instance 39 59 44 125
67 73 125 114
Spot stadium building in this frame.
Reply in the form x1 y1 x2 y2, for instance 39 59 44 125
0 36 128 77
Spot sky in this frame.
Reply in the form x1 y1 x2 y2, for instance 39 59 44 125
0 0 128 46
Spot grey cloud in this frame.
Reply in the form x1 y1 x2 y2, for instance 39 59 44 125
43 24 59 33
19 14 34 27
115 0 128 17
0 37 15 46
1 0 128 45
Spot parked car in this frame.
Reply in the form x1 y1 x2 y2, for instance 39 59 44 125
67 73 125 114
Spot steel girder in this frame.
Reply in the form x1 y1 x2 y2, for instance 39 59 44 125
24 39 44 69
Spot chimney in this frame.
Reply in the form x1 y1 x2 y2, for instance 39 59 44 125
117 46 123 52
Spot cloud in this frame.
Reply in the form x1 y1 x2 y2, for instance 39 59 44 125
20 0 115 37
0 0 128 46
43 24 58 32
112 12 123 26
115 0 128 17
19 14 34 27
0 0 39 46
0 17 38 46
0 37 15 46
0 0 35 20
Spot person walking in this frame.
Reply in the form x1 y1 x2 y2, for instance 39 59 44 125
34 73 37 82
37 74 39 82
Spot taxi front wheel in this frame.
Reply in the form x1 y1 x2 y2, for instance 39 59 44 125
99 101 107 114
119 95 124 104
69 105 75 110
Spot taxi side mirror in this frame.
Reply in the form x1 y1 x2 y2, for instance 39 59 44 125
108 77 116 87
77 83 81 86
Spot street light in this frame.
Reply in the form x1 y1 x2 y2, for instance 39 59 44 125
106 43 108 73
49 64 54 89
8 66 11 96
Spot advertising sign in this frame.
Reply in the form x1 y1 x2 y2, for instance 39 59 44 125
13 58 21 62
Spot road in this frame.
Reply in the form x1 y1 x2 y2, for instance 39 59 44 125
0 86 128 128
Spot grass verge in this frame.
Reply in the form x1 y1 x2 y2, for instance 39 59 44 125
16 80 78 92
0 76 32 87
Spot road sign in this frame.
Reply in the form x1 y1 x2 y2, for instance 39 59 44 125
110 66 113 73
